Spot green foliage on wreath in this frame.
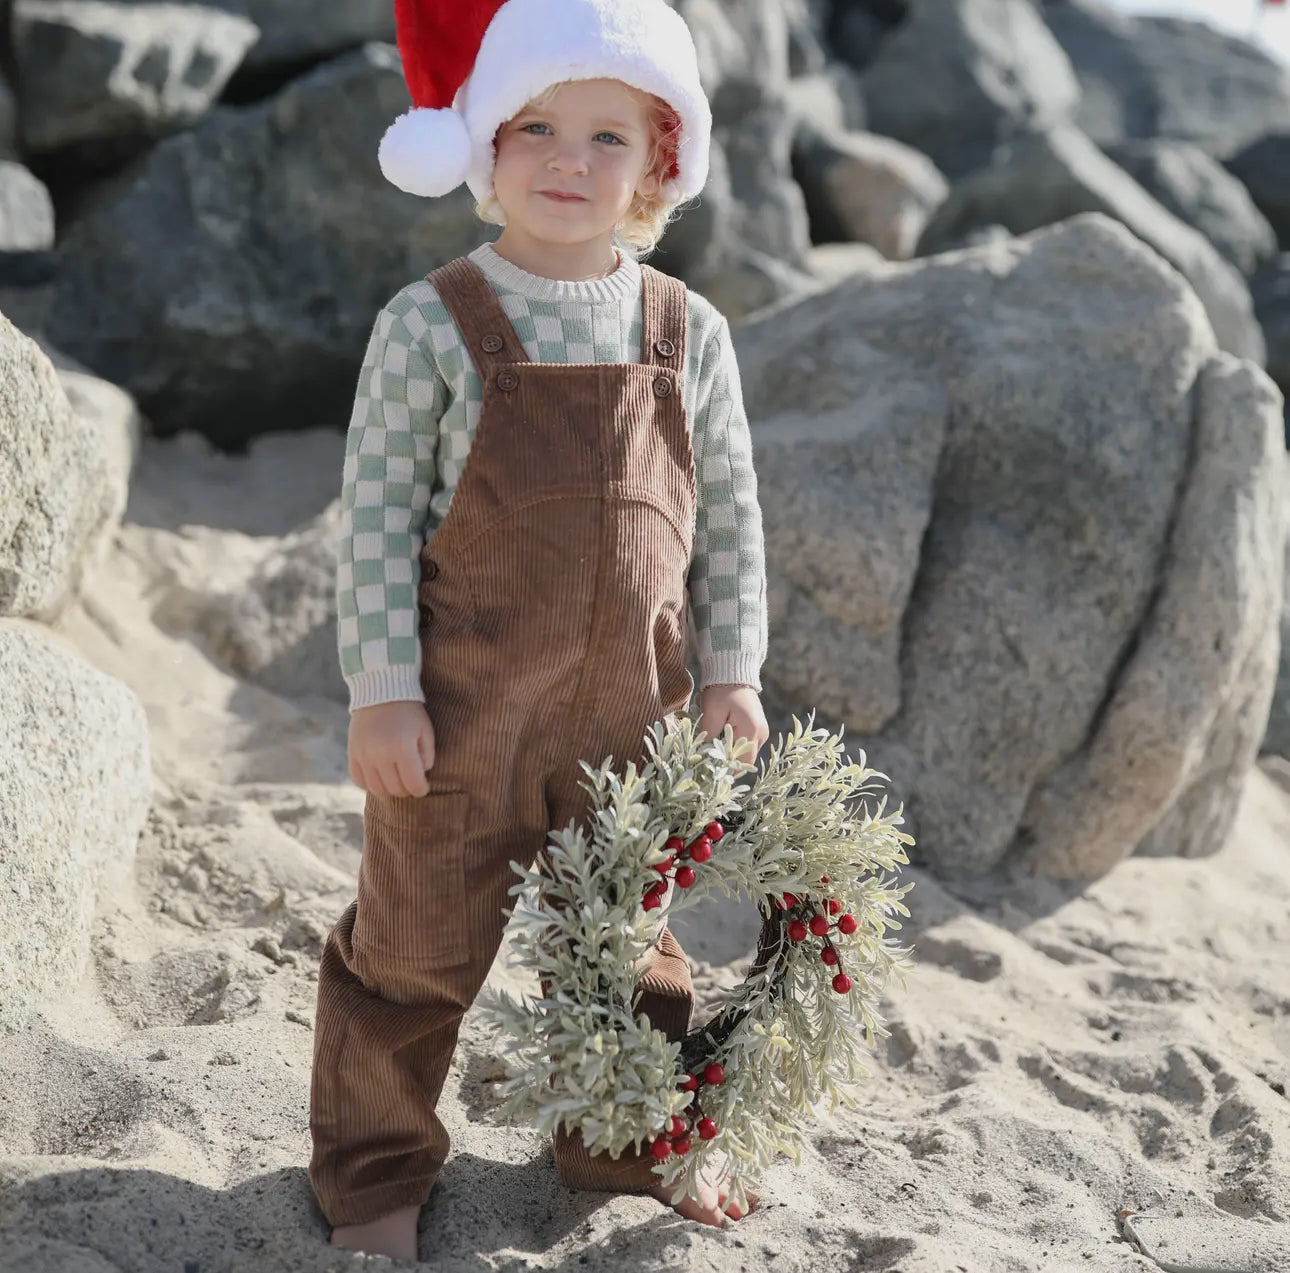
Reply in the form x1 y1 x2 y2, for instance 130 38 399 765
477 712 914 1212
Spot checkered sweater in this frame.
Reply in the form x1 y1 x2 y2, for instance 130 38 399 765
337 240 767 712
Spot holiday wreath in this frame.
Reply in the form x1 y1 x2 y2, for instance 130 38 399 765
477 712 914 1212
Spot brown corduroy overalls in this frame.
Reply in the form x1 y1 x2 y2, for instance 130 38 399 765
308 256 700 1228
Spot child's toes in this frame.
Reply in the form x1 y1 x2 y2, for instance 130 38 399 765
721 1188 760 1220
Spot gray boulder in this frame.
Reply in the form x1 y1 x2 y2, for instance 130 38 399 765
1040 0 1290 155
1251 256 1290 405
0 314 123 621
0 72 16 159
45 43 485 447
860 0 1081 179
0 620 151 1031
1224 133 1290 250
1104 139 1278 276
0 160 54 252
737 213 1284 880
783 65 867 139
919 123 1266 363
212 0 394 73
10 0 258 155
794 127 948 258
677 0 813 271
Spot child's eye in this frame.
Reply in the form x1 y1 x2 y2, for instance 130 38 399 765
520 121 551 135
595 132 625 145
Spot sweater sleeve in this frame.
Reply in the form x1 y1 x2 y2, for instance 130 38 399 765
686 314 769 692
335 300 446 711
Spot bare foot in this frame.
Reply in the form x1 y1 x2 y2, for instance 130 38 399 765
651 1174 760 1227
329 1203 421 1261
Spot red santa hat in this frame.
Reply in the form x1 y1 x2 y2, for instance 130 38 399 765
378 0 712 205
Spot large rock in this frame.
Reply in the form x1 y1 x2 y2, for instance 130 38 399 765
1251 256 1290 405
0 72 17 159
679 0 813 271
10 0 258 156
44 43 485 447
1021 354 1284 875
859 0 1080 179
213 0 393 74
737 213 1284 880
0 160 54 252
0 314 123 620
0 621 151 1031
1224 133 1290 251
1040 0 1290 156
794 127 948 258
919 123 1266 363
1104 139 1279 277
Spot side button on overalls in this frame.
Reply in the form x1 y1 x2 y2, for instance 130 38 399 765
308 256 700 1227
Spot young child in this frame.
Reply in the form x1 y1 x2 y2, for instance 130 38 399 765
309 0 770 1258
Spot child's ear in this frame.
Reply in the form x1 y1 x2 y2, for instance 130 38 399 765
638 171 661 199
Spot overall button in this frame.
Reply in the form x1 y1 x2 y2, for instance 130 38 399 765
423 558 439 580
653 337 676 359
481 334 504 354
496 370 519 392
653 375 673 398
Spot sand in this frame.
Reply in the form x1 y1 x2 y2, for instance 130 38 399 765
1 427 1287 1273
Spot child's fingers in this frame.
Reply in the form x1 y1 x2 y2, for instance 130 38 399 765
393 751 430 798
418 718 437 773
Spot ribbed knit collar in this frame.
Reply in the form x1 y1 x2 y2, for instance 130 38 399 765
469 239 641 306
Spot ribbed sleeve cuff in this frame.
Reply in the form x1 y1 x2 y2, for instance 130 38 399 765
346 665 424 712
699 652 763 692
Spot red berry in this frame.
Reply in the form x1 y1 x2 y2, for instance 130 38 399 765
832 972 853 994
821 946 838 966
705 821 724 841
653 854 675 874
676 865 697 888
665 836 685 852
783 893 800 908
651 1138 672 1160
703 1063 725 1086
672 1137 692 1154
788 920 809 942
689 838 713 863
837 913 859 935
809 914 831 937
820 876 830 885
827 899 843 915
681 1073 700 1092
669 1115 687 1138
697 1118 718 1140
643 892 662 911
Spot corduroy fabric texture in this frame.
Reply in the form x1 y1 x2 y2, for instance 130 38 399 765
308 257 699 1227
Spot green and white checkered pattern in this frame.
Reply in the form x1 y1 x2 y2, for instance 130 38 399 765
337 242 767 711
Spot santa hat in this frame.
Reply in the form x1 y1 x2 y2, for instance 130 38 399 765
378 0 712 205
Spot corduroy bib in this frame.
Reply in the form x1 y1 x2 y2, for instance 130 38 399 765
309 256 701 1226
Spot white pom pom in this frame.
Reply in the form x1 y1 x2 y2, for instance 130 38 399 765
378 107 472 198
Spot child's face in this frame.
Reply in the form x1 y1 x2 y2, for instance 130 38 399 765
491 78 661 247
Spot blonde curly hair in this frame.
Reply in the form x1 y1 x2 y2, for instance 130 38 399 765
474 80 689 260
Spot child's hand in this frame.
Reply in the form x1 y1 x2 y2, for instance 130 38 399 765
697 685 769 768
348 701 437 797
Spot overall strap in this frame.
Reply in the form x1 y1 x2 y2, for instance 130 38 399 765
426 257 531 372
639 264 688 372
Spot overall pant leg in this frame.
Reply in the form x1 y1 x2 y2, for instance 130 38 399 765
308 770 548 1228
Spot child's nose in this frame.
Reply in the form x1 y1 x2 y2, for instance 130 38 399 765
548 145 590 173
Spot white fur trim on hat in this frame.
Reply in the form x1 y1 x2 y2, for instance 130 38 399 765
457 0 712 207
378 106 474 197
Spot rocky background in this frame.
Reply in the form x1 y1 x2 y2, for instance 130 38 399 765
2 2 1290 1271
